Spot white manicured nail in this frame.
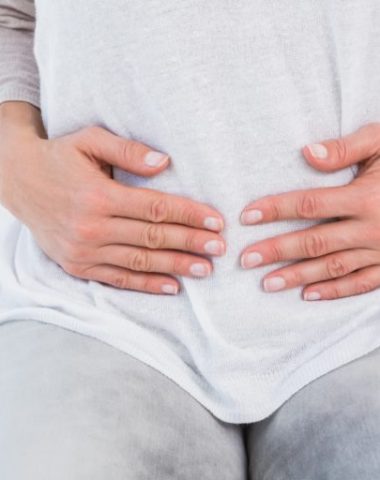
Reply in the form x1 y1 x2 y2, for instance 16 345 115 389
307 143 328 159
263 276 286 292
144 151 169 167
304 291 321 301
204 217 223 231
190 263 211 277
204 240 225 255
241 252 263 269
240 209 263 225
161 284 178 295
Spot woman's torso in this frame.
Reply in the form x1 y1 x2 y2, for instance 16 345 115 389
1 0 380 422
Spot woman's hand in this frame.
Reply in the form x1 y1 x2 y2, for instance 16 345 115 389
0 102 226 295
239 122 380 301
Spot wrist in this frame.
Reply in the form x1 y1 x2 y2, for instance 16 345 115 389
0 101 47 212
0 100 47 141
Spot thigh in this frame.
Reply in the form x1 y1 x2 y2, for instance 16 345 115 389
245 346 380 480
0 319 247 480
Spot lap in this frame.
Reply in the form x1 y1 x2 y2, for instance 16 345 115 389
245 346 380 480
0 319 247 480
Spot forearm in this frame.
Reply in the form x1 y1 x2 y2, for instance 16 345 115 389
0 101 46 212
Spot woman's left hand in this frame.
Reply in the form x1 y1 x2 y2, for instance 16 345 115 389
239 122 380 301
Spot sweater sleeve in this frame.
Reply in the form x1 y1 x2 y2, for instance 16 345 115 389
0 0 40 108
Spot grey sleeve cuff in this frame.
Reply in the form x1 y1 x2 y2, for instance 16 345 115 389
0 12 40 109
0 85 40 109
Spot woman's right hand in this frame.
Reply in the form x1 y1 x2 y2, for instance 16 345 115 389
0 102 226 295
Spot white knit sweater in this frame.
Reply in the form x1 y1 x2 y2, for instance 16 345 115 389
1 0 380 423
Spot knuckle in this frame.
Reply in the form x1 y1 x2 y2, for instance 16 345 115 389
141 276 155 293
303 233 326 257
118 138 133 163
326 256 349 278
149 196 168 223
327 285 341 299
184 232 196 252
296 194 320 219
78 125 103 145
334 138 349 164
71 221 99 242
78 186 110 214
84 125 103 138
112 273 131 289
269 242 283 262
288 269 304 285
180 204 197 226
268 198 281 221
143 224 166 249
171 254 187 274
61 260 82 277
121 139 140 160
356 278 374 294
129 249 152 272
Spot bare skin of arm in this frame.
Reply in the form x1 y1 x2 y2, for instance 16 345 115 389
0 101 226 295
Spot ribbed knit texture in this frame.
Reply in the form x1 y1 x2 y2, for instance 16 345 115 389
1 0 380 423
0 1 39 108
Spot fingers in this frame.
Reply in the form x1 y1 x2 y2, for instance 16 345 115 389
97 244 213 279
74 125 171 177
261 248 379 293
72 126 225 232
106 183 225 232
102 217 226 255
79 264 181 295
241 184 359 224
240 219 365 268
302 265 380 301
303 122 380 172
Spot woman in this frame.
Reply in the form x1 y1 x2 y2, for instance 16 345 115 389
0 0 379 478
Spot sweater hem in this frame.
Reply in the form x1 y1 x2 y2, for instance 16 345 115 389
0 306 379 424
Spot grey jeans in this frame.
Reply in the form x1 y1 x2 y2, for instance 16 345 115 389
0 320 379 480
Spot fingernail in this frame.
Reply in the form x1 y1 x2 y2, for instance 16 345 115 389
161 284 178 295
263 276 286 292
204 217 224 231
241 252 263 269
304 291 321 301
144 151 169 167
306 143 328 159
240 209 263 225
190 263 211 277
204 240 225 255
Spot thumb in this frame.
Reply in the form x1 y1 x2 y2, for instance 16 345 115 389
301 122 380 172
76 126 170 177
